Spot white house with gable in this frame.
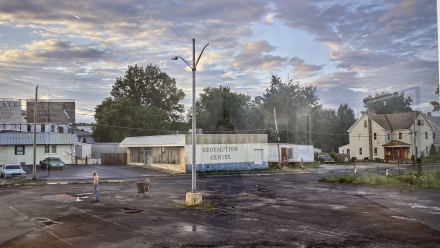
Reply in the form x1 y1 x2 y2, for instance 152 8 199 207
339 111 433 162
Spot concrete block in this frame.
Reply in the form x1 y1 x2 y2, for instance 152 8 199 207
185 192 202 205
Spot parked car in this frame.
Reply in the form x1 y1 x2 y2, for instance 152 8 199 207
1 164 27 178
39 157 65 169
318 154 335 164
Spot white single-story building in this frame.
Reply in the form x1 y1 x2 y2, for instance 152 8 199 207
120 134 268 173
0 132 77 165
268 143 314 163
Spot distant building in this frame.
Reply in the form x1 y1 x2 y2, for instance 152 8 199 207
268 143 314 163
425 112 440 153
120 134 268 173
74 129 95 144
0 132 77 165
339 111 433 161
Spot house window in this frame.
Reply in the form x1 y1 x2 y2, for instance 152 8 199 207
27 124 31 132
417 120 424 126
399 132 402 139
15 146 25 155
51 145 57 153
374 148 377 156
387 133 390 140
426 146 429 154
359 148 362 155
425 132 428 139
364 120 367 127
373 133 377 140
129 147 144 163
51 125 55 132
41 124 45 133
152 147 181 164
83 138 87 143
45 145 50 153
434 132 436 140
58 126 64 133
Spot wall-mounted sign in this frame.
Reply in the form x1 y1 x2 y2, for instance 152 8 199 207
0 100 22 123
26 101 75 123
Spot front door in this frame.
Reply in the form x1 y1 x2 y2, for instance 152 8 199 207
144 149 152 165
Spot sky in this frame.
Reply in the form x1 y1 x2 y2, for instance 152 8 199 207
0 0 438 123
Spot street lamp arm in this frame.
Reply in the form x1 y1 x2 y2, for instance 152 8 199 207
195 43 209 69
172 56 193 69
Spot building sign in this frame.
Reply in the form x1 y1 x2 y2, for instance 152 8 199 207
0 100 22 123
201 146 239 160
26 101 75 123
15 145 25 155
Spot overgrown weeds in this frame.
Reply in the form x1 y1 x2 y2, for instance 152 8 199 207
319 170 440 189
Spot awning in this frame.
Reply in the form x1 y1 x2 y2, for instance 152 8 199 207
382 140 410 147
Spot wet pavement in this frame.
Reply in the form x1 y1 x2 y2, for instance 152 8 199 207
1 163 440 247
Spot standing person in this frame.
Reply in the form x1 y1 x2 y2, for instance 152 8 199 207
300 158 304 170
47 163 51 176
93 171 100 202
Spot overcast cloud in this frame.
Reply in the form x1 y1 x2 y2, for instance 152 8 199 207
0 0 437 122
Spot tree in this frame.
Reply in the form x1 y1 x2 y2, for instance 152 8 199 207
92 97 170 142
93 64 185 142
430 86 439 111
111 64 185 121
196 86 253 133
259 75 320 144
334 103 356 148
363 92 412 114
311 106 337 152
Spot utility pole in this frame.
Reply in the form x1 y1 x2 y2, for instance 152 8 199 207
307 114 310 146
32 86 38 180
368 112 373 160
274 108 281 169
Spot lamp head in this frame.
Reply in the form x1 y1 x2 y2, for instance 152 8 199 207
171 56 178 60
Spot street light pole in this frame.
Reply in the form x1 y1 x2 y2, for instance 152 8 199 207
172 39 209 202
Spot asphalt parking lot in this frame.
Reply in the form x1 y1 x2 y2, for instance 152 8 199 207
1 163 440 247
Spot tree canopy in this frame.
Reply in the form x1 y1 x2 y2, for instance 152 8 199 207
258 75 320 144
93 64 185 142
93 97 170 142
363 92 412 114
430 86 439 112
196 85 252 133
111 64 185 121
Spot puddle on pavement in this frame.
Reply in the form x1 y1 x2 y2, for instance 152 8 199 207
123 208 144 214
175 225 206 232
42 193 90 203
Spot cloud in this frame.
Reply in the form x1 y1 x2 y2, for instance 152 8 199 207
290 57 323 78
232 40 287 70
0 0 437 122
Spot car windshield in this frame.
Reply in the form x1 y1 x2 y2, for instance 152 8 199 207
6 165 21 169
49 158 61 161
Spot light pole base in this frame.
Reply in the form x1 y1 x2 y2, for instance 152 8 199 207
185 192 202 205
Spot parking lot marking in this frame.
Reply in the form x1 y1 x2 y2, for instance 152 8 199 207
9 207 73 246
74 207 148 236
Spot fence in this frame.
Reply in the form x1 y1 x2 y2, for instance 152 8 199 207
101 153 127 165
